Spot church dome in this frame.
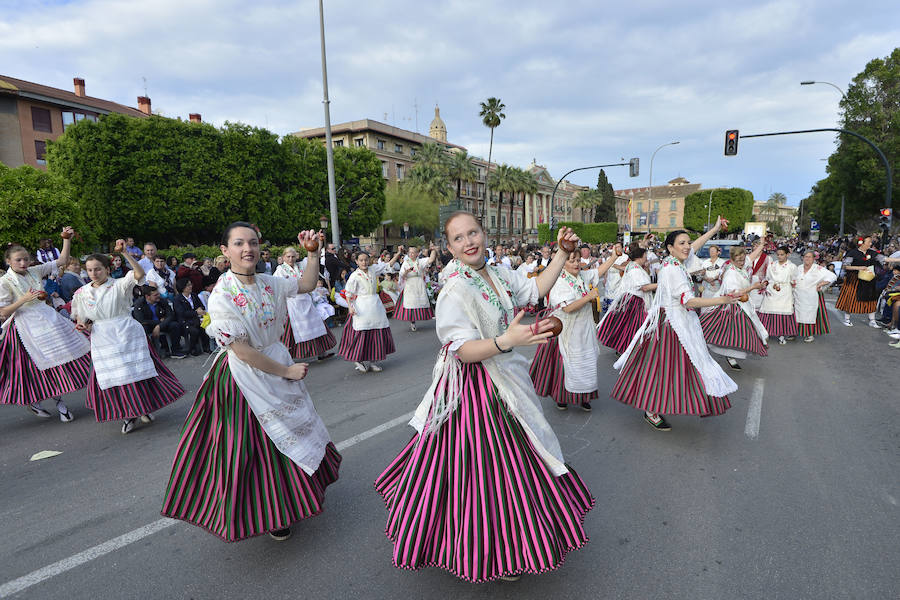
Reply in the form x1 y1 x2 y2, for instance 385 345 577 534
429 106 447 142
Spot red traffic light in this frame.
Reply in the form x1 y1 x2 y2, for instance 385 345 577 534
724 130 739 156
727 132 737 140
880 208 892 217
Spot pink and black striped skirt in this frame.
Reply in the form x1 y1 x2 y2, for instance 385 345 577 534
612 313 731 416
758 312 798 338
0 320 91 405
392 291 434 322
797 292 831 337
700 304 768 357
529 337 597 405
339 317 395 362
597 295 647 355
375 362 594 583
282 321 336 359
161 352 341 542
85 341 185 422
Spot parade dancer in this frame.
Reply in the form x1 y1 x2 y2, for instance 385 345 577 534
699 243 769 371
393 243 437 331
0 228 90 422
835 236 880 328
758 246 798 344
275 246 336 361
339 250 400 372
72 241 185 433
530 250 618 411
698 244 725 305
597 246 657 355
612 217 739 431
162 224 340 542
375 212 593 583
602 242 628 311
793 250 836 343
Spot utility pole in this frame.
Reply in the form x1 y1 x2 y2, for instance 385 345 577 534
839 194 845 237
318 0 340 247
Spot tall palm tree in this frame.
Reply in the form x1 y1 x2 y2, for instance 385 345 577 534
479 97 506 225
761 192 785 228
446 150 477 212
573 190 600 223
409 142 452 205
488 164 515 235
517 168 538 234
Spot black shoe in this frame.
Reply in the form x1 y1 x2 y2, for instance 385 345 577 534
726 357 742 371
556 402 568 410
268 527 292 541
643 413 671 431
581 402 592 412
170 353 187 359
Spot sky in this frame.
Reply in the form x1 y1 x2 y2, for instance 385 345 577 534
2 0 898 207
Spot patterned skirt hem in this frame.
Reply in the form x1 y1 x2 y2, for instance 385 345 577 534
597 295 646 354
529 337 598 405
699 304 768 357
339 317 395 362
758 312 798 337
797 294 831 336
393 292 434 321
835 275 877 313
283 325 336 359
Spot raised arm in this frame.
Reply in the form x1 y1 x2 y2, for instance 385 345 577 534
115 238 145 281
296 230 322 293
426 243 438 266
57 227 75 266
388 246 405 268
534 227 580 297
691 216 726 255
594 252 620 278
747 240 765 267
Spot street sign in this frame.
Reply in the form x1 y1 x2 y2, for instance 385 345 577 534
810 220 820 230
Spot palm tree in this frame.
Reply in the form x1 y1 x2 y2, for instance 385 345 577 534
479 97 506 226
573 190 600 223
446 150 477 212
760 192 786 229
516 168 538 234
408 143 452 205
488 164 515 235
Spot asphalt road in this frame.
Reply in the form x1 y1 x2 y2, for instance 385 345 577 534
1 297 898 600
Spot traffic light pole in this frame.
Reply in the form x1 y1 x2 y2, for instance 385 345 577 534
549 162 632 231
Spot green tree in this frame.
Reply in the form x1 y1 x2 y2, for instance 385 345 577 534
487 164 516 234
573 189 599 223
479 97 505 217
383 181 438 235
683 188 754 233
594 169 617 222
516 168 538 232
0 163 94 252
408 142 453 205
446 149 477 209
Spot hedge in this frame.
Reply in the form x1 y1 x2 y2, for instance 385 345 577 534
156 244 308 263
537 222 618 244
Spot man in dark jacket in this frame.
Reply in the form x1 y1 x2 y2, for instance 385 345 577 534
175 252 204 292
132 284 184 358
255 248 277 275
173 278 210 355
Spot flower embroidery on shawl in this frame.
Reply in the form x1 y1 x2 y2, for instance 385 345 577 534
446 259 515 330
222 273 277 330
233 293 248 307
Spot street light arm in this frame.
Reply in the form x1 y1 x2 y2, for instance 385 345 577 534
800 80 847 100
549 162 629 222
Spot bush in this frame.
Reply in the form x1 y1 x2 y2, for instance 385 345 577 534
157 243 308 263
537 222 618 244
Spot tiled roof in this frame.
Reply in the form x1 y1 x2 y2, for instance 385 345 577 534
0 74 146 118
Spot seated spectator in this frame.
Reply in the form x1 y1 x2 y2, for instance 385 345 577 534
166 255 179 271
197 275 216 310
146 256 176 299
255 248 277 275
36 238 61 264
175 252 203 291
173 278 210 355
133 284 184 358
110 254 129 278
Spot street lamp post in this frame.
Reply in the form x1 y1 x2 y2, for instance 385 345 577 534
644 141 679 232
318 0 340 248
706 189 715 231
801 80 848 236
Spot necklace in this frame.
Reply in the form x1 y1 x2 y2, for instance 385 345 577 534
474 261 487 271
232 270 256 277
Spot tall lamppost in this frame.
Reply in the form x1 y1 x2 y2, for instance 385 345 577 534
645 141 679 231
801 80 847 235
706 189 715 231
318 0 340 247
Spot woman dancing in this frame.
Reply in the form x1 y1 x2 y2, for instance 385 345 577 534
612 217 740 431
0 228 90 422
375 211 593 583
793 250 836 343
275 246 336 361
758 245 798 345
339 250 400 372
835 236 880 328
162 224 340 542
393 243 437 331
72 240 185 434
597 246 657 355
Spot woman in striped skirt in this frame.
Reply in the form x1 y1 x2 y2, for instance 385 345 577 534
71 241 185 434
393 243 437 331
0 228 90 422
530 251 617 411
162 224 340 542
699 243 769 371
275 246 336 361
376 212 593 583
597 246 657 355
793 250 836 343
835 236 880 328
758 246 798 345
612 217 740 431
339 250 399 373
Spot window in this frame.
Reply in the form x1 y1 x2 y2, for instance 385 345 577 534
381 161 388 177
377 139 385 150
333 139 343 147
410 148 417 157
653 201 659 212
34 140 47 165
477 168 483 179
669 216 676 227
394 143 403 154
396 163 404 180
31 107 52 133
491 216 496 227
637 202 643 213
354 138 364 147
501 216 506 228
670 199 677 211
62 110 97 130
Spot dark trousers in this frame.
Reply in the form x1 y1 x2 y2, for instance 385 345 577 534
142 319 182 354
180 323 211 354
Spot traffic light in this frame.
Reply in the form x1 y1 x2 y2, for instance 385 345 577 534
629 157 639 177
879 208 892 231
724 130 739 156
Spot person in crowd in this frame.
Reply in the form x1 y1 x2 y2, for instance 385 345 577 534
197 275 217 309
58 257 85 303
597 246 657 355
173 278 209 355
161 223 340 542
133 283 183 358
379 272 398 303
275 245 336 361
698 244 725 302
323 242 344 285
208 255 229 281
517 253 538 276
255 248 277 275
375 211 592 582
793 250 837 343
603 242 629 309
612 217 740 431
123 237 143 259
36 237 61 264
339 250 401 372
199 257 213 276
73 242 184 433
393 243 438 332
0 229 89 421
835 236 881 328
488 244 512 269
176 252 204 292
146 256 176 299
700 243 769 371
110 254 128 279
747 244 771 310
165 255 179 271
138 242 159 273
759 245 798 344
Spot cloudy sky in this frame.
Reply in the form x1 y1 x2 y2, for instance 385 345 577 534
3 0 898 207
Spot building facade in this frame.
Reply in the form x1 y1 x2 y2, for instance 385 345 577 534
752 198 798 235
0 75 150 169
615 177 702 232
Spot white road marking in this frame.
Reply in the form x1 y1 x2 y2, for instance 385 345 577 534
744 377 764 440
0 411 416 598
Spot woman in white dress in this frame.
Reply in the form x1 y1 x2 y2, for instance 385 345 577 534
275 246 336 361
758 245 798 345
597 246 657 355
339 250 401 372
793 250 836 343
72 240 185 433
393 243 437 331
698 244 725 304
